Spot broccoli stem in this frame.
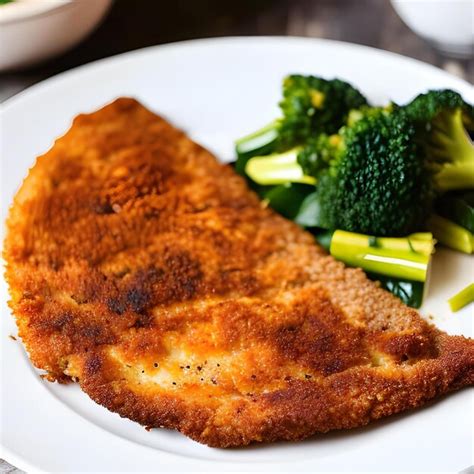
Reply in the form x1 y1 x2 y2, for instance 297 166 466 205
431 108 474 190
235 120 281 175
245 148 316 185
435 161 474 191
329 230 434 282
448 283 474 312
427 214 474 254
315 230 429 307
235 120 280 156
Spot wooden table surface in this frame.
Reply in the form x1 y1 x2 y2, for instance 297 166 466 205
1 0 472 472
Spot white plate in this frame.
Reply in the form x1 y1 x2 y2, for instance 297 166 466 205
1 37 473 473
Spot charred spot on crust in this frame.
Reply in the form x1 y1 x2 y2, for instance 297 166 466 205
35 312 74 334
93 200 114 215
125 266 165 312
106 297 127 315
274 300 367 376
165 252 203 300
133 312 154 329
51 312 74 331
79 324 102 339
49 259 63 271
126 287 151 313
321 359 345 376
85 354 102 376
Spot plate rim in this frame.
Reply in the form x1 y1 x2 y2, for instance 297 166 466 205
2 35 473 114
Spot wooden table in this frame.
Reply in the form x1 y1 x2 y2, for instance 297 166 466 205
0 0 472 472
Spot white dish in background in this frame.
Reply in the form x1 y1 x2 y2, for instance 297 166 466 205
0 0 112 71
391 0 474 57
0 37 473 473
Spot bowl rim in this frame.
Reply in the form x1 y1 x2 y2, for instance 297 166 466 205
0 0 74 25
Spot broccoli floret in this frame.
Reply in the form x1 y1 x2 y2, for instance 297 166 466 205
243 87 473 240
320 92 474 235
296 134 342 177
403 90 474 191
244 134 339 187
246 109 431 236
315 111 431 236
235 75 367 173
277 75 368 148
346 103 397 127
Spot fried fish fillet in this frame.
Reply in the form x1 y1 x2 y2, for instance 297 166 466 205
4 98 473 447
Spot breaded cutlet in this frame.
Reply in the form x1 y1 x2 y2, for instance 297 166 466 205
4 98 473 447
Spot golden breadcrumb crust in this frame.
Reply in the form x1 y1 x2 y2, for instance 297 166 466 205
4 98 473 447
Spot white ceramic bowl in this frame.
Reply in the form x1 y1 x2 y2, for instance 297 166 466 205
391 0 474 58
0 0 112 71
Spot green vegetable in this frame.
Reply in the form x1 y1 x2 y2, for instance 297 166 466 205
0 0 14 4
235 120 280 174
427 214 474 254
242 89 474 239
315 111 431 236
448 283 474 312
366 273 425 309
235 75 367 173
237 83 474 306
294 192 324 227
315 230 334 251
311 229 427 308
329 230 434 282
297 134 342 177
246 148 315 185
248 109 431 236
318 90 471 242
278 75 368 147
346 103 398 126
312 229 431 307
403 89 474 192
436 190 474 233
263 183 313 219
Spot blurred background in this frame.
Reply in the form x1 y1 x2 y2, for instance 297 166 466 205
0 0 472 103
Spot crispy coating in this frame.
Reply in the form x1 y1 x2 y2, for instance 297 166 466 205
4 98 474 447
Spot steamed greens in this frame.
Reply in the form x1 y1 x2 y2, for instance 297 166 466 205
235 75 474 308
